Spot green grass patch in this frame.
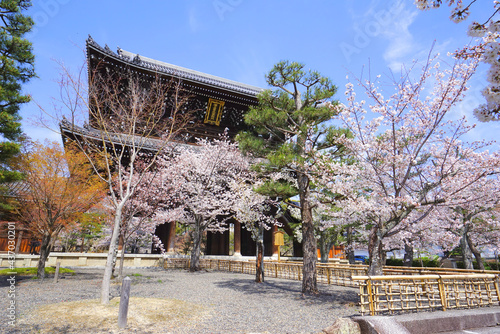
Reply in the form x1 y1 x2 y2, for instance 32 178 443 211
0 267 75 276
131 273 143 277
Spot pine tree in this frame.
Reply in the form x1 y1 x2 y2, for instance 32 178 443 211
0 0 35 190
237 60 346 294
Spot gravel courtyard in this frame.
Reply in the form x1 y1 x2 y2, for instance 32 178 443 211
0 267 360 333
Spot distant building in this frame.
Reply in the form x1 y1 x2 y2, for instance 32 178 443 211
60 37 305 257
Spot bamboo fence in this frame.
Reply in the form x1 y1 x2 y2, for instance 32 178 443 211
163 258 500 315
352 274 500 315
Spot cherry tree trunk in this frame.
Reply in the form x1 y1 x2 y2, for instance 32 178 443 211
318 233 330 264
368 226 384 276
346 226 355 265
403 242 414 267
15 230 23 254
461 225 474 270
255 225 265 283
118 239 127 277
466 231 484 270
190 218 202 272
36 233 52 279
101 206 123 304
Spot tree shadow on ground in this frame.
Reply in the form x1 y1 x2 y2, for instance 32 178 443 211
213 276 360 309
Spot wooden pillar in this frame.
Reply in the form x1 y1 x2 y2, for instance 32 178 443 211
165 222 176 253
272 225 279 257
234 222 241 256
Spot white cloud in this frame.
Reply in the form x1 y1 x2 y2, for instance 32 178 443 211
188 7 200 33
379 1 419 71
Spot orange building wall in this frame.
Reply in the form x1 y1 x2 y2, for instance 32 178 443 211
317 245 345 259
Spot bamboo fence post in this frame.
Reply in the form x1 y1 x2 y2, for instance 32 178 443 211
327 268 331 285
275 263 278 278
367 278 375 316
494 276 500 306
438 276 447 311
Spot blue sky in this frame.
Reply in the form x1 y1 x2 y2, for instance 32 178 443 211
21 0 499 148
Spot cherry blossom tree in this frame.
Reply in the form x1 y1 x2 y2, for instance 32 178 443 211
231 177 278 282
113 165 178 277
415 0 500 121
314 54 500 275
424 174 500 269
155 134 249 272
51 59 192 304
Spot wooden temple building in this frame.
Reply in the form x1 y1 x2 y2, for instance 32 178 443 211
59 36 309 258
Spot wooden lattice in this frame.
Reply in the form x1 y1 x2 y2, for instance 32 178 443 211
353 274 500 315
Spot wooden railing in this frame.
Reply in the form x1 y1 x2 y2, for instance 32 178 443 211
383 265 500 276
165 258 369 287
352 274 500 315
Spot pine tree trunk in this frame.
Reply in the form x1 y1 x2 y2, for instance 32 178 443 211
302 217 317 293
36 233 51 279
190 217 202 272
296 171 318 294
255 225 265 283
101 207 123 304
403 241 414 267
368 226 384 276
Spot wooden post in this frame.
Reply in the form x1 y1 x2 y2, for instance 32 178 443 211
367 279 375 316
234 222 241 256
166 222 176 253
438 276 447 311
494 276 500 306
118 277 131 328
53 262 60 283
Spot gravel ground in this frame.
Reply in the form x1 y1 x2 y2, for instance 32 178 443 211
0 267 361 333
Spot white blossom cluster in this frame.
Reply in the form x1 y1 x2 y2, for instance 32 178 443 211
415 0 500 121
470 21 500 122
313 54 500 272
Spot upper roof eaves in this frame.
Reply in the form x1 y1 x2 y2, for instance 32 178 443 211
86 36 264 98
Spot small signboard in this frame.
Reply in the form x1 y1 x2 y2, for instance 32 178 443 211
274 231 284 246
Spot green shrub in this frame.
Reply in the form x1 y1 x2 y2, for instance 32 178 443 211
456 261 496 270
0 267 75 276
385 256 439 267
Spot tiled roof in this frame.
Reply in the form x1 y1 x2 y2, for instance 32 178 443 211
87 36 264 98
